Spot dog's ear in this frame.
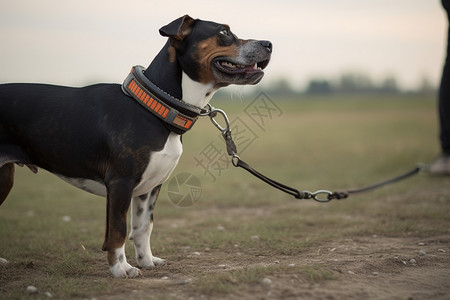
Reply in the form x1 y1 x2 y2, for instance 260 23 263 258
159 15 196 47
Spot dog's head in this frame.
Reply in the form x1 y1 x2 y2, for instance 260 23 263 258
159 15 272 88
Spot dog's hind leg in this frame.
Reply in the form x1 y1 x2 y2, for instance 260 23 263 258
0 163 14 206
129 185 165 268
102 178 141 278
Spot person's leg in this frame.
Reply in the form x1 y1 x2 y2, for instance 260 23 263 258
439 1 450 155
430 0 450 175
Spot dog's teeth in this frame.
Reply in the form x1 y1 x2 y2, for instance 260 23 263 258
222 62 238 69
253 63 258 70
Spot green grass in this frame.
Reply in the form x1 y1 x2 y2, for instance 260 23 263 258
301 264 335 282
1 93 449 299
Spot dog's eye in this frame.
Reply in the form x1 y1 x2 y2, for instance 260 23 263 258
219 29 229 36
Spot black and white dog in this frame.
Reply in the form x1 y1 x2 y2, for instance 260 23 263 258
0 15 271 277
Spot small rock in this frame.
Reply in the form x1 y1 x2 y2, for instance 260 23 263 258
161 276 169 280
26 210 35 217
262 278 272 285
44 291 53 298
401 260 407 265
273 260 280 264
418 250 426 256
204 247 210 252
177 278 192 285
0 257 8 265
417 242 425 246
348 270 356 275
438 249 446 253
288 263 296 267
329 248 336 252
250 235 260 241
26 286 38 294
216 225 225 231
218 264 227 269
409 258 417 264
61 216 71 222
192 251 201 256
372 272 379 276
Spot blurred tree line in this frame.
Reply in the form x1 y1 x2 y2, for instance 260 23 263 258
265 72 436 96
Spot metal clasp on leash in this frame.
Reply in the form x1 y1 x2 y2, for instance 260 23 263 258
302 190 335 202
203 104 229 133
204 104 238 157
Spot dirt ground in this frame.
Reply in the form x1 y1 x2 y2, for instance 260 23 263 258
93 209 450 300
96 238 450 300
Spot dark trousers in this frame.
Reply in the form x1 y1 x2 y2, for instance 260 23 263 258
440 0 450 154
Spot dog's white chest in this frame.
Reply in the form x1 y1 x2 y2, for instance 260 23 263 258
132 132 182 196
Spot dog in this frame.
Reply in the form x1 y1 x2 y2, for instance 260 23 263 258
0 15 271 278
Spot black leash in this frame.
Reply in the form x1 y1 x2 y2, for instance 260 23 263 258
234 157 421 202
203 105 423 202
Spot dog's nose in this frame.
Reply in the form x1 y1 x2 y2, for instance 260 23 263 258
260 41 272 53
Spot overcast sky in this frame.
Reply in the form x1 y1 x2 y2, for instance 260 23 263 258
0 0 447 91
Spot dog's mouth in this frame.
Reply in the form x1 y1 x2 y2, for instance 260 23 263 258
208 40 272 86
214 59 270 76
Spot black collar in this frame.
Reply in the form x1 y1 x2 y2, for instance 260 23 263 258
122 66 204 134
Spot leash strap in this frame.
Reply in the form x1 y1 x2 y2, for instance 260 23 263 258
206 105 422 202
234 156 421 202
345 166 421 196
122 66 201 133
233 158 305 199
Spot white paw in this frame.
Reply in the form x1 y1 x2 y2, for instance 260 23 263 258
111 262 142 278
137 255 154 268
152 256 166 266
137 255 166 269
126 266 142 278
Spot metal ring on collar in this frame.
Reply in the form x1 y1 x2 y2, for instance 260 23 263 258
208 107 230 133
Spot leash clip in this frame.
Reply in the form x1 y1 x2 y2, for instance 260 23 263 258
206 104 230 133
303 190 334 202
206 104 238 156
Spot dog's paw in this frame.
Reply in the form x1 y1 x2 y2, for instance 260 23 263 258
125 266 142 278
111 262 142 278
137 255 166 269
152 256 166 266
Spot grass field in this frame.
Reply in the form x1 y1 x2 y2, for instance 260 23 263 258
1 93 449 299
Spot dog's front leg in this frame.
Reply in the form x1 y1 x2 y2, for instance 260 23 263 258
102 178 141 278
129 185 166 268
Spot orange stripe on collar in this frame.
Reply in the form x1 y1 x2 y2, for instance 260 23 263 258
122 66 201 133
